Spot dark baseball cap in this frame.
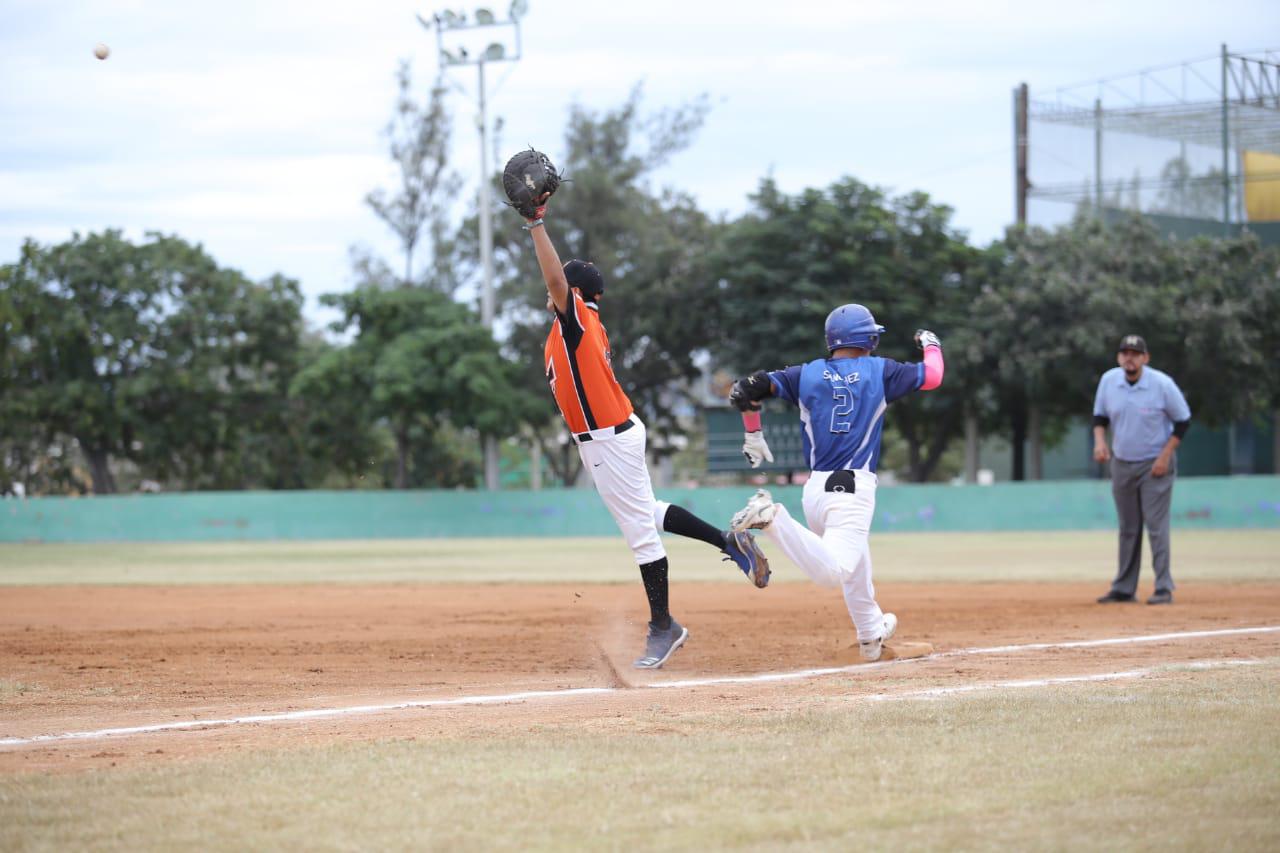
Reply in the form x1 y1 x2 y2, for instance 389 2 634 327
1118 334 1147 353
563 260 604 301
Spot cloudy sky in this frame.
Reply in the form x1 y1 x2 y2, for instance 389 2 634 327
2 0 1276 325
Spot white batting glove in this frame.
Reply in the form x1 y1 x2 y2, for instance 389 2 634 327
914 329 941 350
742 431 774 468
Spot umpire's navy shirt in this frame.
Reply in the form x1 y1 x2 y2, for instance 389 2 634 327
1092 366 1191 462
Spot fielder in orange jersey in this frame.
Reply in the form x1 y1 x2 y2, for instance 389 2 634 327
520 196 769 670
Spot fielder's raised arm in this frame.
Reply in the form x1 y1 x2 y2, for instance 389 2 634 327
528 214 569 313
501 148 568 311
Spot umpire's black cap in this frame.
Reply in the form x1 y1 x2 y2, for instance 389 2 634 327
563 260 604 302
1118 334 1148 353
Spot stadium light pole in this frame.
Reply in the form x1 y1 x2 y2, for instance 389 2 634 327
1220 43 1231 237
421 2 527 491
1013 82 1028 227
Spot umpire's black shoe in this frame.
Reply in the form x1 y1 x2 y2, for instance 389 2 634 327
1147 590 1173 605
1096 591 1136 603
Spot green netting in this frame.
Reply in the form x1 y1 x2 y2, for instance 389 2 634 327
1024 48 1280 234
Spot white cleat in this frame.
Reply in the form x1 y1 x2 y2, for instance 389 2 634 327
731 489 778 532
859 613 898 662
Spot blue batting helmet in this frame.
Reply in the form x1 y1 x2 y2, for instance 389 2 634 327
824 304 885 352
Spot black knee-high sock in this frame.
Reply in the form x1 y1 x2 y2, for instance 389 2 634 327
662 504 726 550
638 557 671 629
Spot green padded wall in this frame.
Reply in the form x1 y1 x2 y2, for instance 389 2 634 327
3 477 1277 543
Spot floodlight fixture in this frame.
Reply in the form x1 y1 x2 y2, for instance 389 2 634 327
429 3 524 66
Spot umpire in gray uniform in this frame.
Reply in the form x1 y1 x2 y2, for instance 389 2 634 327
1092 335 1192 605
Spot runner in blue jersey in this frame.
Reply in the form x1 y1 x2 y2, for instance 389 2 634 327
727 304 944 661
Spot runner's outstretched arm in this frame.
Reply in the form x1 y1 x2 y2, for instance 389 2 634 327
730 371 777 468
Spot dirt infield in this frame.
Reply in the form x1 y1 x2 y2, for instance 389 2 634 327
3 581 1279 772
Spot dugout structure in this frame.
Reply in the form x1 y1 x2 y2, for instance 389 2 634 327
705 407 808 474
1015 45 1280 242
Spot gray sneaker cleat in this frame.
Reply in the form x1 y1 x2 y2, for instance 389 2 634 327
633 619 689 670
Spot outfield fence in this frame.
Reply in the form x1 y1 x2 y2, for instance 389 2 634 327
2 477 1278 543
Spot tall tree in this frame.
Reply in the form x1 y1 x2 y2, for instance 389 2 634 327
0 261 87 494
130 250 308 490
365 61 462 288
1246 236 1280 470
294 282 535 489
974 216 1164 479
879 191 983 481
0 231 306 493
1145 230 1272 426
974 213 1275 479
289 339 391 488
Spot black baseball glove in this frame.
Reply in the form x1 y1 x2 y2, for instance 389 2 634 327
502 148 561 219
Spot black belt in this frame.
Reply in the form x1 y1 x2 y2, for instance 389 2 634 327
575 417 635 443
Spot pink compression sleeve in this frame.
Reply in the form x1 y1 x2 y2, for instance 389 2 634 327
741 411 762 432
921 345 944 391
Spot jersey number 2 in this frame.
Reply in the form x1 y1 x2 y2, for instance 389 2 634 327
830 386 853 433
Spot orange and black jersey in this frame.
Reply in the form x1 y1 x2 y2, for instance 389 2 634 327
544 292 633 434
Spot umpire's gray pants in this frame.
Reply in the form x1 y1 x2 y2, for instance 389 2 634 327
1109 455 1177 596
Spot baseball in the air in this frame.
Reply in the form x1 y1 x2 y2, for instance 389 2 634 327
94 43 110 60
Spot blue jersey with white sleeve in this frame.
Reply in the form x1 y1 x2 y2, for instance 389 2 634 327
768 356 924 472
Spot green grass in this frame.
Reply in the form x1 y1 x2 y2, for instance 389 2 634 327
3 663 1277 851
0 530 1277 585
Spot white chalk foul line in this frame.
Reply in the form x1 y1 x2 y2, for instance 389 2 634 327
641 624 1280 690
862 658 1268 702
929 625 1280 658
1 624 1277 749
0 688 613 748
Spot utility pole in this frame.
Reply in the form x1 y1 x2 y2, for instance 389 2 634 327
1014 82 1029 226
1094 97 1103 215
421 2 527 490
1012 82 1033 480
477 61 495 330
1220 43 1232 237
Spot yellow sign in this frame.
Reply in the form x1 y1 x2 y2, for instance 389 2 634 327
1243 150 1280 222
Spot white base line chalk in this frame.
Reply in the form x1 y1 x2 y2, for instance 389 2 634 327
2 624 1277 749
862 658 1267 701
643 624 1280 690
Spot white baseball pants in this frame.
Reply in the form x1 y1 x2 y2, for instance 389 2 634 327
577 415 670 565
760 469 885 642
